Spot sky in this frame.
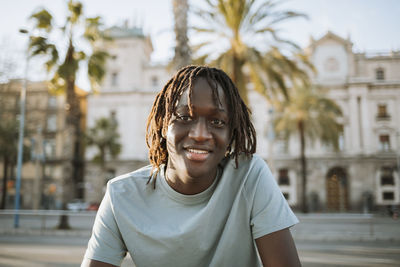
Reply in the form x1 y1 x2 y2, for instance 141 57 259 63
0 0 399 89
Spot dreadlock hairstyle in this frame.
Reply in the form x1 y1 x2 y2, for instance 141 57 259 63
145 65 256 187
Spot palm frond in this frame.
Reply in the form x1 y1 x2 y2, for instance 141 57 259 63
68 0 83 24
88 50 109 91
273 84 343 151
191 0 310 104
30 9 53 32
84 16 105 43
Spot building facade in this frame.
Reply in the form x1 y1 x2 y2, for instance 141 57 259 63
269 32 400 212
0 80 87 209
85 29 400 212
84 26 171 203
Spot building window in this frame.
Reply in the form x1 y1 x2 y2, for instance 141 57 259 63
376 68 385 80
277 168 297 206
383 192 394 200
278 168 290 185
376 166 399 205
44 138 56 158
46 114 57 132
48 96 57 108
151 76 158 86
381 167 394 185
377 104 390 120
379 135 390 151
111 72 118 86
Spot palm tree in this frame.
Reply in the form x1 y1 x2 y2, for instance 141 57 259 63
86 115 121 172
191 0 310 104
273 85 343 213
172 0 191 70
28 1 109 228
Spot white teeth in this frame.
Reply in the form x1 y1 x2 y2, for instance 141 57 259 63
187 148 208 154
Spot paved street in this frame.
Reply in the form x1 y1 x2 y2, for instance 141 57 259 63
1 235 399 267
0 212 399 266
297 240 400 267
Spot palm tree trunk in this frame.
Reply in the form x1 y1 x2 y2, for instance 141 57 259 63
299 120 308 213
232 56 248 105
58 40 80 229
172 0 191 70
1 157 9 209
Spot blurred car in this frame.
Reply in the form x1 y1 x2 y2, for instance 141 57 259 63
87 202 100 211
67 199 89 211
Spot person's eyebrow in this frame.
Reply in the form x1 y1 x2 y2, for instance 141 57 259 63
175 103 227 113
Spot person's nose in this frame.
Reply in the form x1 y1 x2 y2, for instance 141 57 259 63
188 118 212 141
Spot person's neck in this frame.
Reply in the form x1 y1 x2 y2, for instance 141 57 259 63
165 168 218 195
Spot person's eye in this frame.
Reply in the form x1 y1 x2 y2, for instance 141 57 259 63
177 114 192 122
211 118 226 127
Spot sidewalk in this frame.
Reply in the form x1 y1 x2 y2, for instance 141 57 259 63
293 213 400 242
1 212 399 242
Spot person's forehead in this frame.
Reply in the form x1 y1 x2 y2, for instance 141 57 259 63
177 78 227 107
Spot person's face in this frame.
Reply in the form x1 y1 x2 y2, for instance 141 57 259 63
166 77 230 186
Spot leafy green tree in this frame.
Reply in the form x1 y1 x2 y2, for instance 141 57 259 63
172 0 191 70
86 115 121 172
273 85 343 213
28 0 109 228
192 0 311 104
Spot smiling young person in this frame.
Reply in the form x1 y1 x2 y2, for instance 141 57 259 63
82 66 300 267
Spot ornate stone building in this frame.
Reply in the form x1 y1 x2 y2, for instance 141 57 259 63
268 32 400 212
85 29 400 212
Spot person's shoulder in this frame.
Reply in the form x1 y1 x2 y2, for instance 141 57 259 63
108 165 153 188
226 154 268 172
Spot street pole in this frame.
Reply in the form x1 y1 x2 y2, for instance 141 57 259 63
14 29 29 228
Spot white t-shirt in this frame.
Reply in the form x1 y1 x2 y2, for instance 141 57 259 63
84 154 298 266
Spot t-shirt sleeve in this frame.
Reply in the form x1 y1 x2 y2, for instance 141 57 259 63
250 159 299 239
83 182 127 266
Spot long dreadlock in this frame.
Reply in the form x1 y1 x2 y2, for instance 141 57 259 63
145 65 256 187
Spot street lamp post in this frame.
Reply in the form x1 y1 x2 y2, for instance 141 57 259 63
14 28 29 228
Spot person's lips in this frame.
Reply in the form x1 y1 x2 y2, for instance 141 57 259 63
185 147 211 161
